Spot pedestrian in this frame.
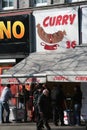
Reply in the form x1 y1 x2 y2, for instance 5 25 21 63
33 84 42 122
19 85 30 122
28 84 34 121
42 83 51 99
37 89 51 130
72 85 82 126
0 84 15 123
51 84 66 126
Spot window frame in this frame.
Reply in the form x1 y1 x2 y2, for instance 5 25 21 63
2 0 14 10
35 0 47 6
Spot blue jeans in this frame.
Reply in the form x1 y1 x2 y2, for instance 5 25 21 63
73 104 81 125
2 102 10 123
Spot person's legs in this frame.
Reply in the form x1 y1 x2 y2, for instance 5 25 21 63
2 104 4 123
58 107 64 126
52 106 58 125
44 117 51 130
74 104 81 125
3 102 10 123
36 114 43 130
37 119 43 130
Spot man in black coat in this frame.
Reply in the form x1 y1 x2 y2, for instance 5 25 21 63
37 89 51 130
51 85 66 126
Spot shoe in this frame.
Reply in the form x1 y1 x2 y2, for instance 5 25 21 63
47 128 51 130
47 126 51 130
54 122 58 126
41 126 44 129
61 124 65 126
6 121 12 123
75 124 80 126
61 122 65 126
37 127 42 130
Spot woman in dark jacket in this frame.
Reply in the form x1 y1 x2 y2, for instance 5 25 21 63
73 86 82 126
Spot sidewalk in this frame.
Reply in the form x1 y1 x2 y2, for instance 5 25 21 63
0 122 86 130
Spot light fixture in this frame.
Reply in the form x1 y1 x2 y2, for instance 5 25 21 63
0 59 16 63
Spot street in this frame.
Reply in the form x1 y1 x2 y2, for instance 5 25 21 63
0 122 86 130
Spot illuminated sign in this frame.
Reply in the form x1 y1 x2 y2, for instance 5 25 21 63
0 14 30 57
0 15 29 43
0 21 25 39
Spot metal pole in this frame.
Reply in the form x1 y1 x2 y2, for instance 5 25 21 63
0 102 2 123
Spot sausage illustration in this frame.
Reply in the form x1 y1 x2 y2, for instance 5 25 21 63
37 24 66 43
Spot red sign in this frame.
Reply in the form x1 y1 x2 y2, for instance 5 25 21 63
47 75 87 82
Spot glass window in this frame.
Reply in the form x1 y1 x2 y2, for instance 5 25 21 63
35 0 47 6
66 0 86 3
2 0 14 9
36 0 47 3
9 0 14 6
2 0 8 7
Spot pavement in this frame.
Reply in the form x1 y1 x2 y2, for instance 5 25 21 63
0 122 86 130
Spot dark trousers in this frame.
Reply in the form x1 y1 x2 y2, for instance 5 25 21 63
52 105 64 125
36 113 51 130
2 102 10 123
73 104 81 125
52 106 58 124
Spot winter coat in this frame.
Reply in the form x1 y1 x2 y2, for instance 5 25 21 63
38 93 51 118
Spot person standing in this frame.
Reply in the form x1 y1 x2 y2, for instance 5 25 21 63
0 84 15 123
72 85 82 126
19 85 30 122
51 85 66 126
33 84 42 122
37 89 51 130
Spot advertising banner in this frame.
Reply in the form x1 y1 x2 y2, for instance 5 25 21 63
33 7 79 52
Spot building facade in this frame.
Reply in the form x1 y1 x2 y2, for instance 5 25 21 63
0 0 86 10
0 0 87 122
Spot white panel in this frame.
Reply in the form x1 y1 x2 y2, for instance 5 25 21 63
19 0 29 8
81 6 87 44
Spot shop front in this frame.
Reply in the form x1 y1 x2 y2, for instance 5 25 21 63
0 47 87 123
